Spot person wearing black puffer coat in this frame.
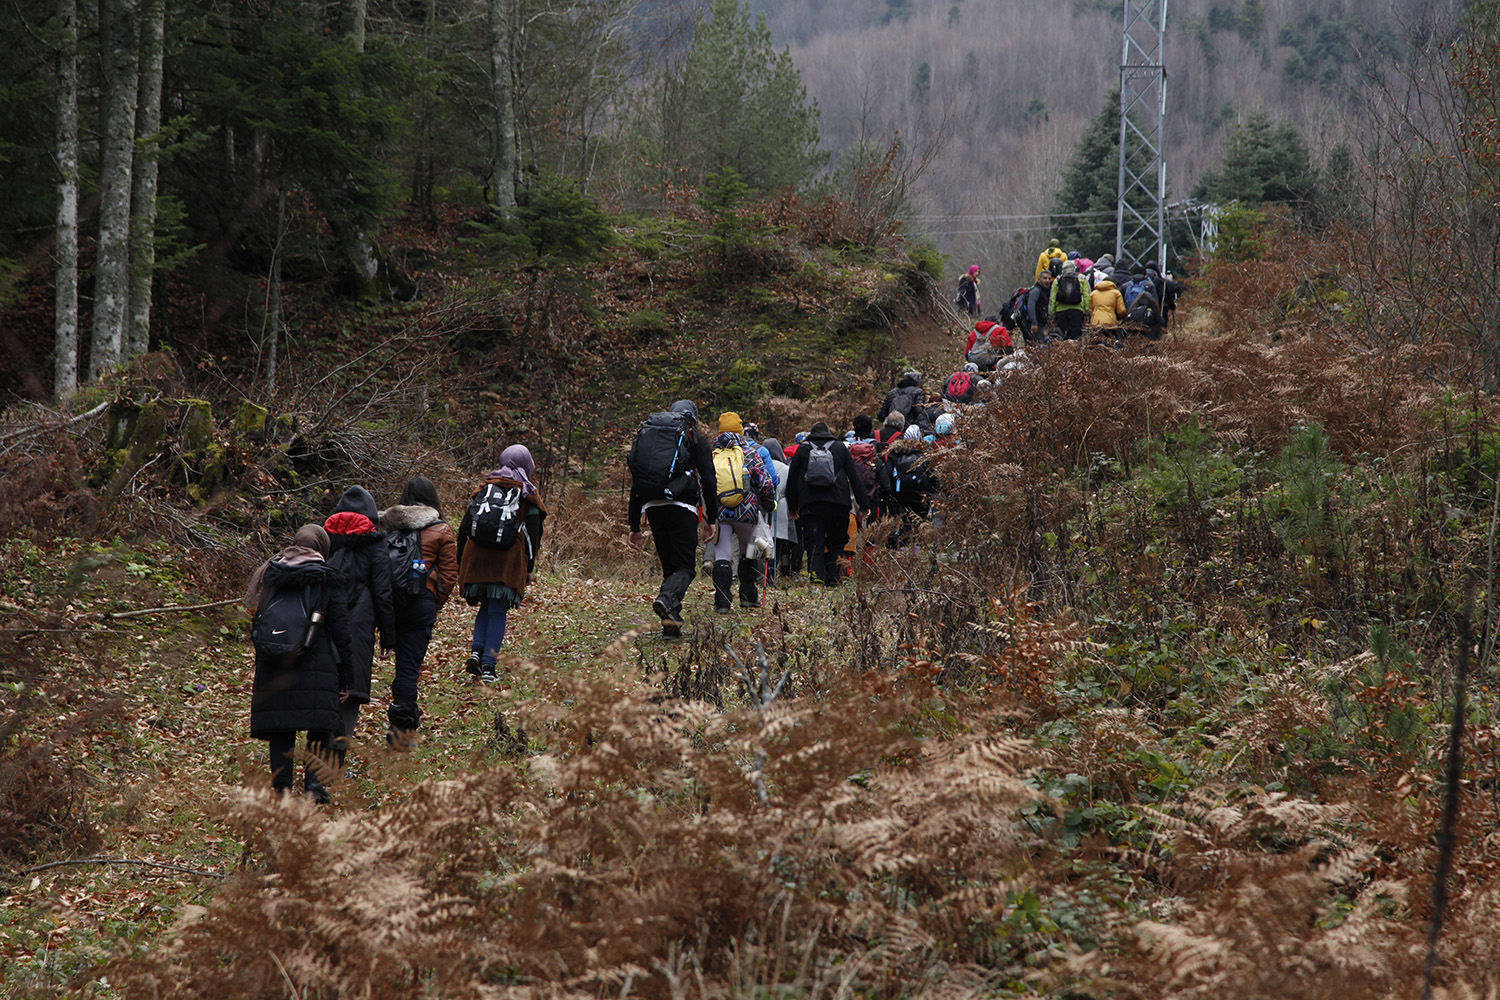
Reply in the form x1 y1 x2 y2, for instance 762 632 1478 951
786 422 872 588
323 485 395 771
244 524 355 801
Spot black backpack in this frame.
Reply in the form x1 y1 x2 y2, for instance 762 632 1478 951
805 441 837 487
251 581 321 666
880 452 936 499
887 385 922 422
387 528 430 608
467 482 525 551
1056 274 1082 306
1127 290 1159 326
1048 256 1063 277
627 411 699 503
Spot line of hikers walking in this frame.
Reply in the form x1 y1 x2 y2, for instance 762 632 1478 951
627 397 947 639
956 239 1186 366
243 452 547 801
243 381 966 797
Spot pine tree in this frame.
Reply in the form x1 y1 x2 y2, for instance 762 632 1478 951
1193 110 1318 213
1049 90 1130 261
633 0 824 196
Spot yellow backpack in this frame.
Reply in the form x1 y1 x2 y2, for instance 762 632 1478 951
713 446 748 508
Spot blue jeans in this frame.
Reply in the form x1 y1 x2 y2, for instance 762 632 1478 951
470 598 509 668
392 591 437 706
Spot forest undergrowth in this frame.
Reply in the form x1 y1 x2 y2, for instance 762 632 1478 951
5 209 1500 997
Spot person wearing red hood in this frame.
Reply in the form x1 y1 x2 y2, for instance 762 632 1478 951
956 264 981 316
964 316 1012 369
323 485 395 773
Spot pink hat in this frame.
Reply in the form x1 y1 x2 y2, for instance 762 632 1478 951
968 264 980 277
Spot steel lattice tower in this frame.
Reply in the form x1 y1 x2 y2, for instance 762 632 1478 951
1116 0 1168 271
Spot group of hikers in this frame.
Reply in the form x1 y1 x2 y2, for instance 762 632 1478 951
242 240 1178 799
956 239 1185 357
626 401 947 637
245 392 958 800
243 452 546 801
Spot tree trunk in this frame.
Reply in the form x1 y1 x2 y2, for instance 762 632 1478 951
340 0 383 300
52 0 80 398
90 0 140 380
342 0 367 51
267 192 284 395
125 0 165 361
488 0 518 211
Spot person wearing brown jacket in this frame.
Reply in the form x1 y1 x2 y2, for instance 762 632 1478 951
379 476 458 738
456 446 546 684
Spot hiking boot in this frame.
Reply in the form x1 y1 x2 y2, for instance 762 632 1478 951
712 560 734 612
740 599 760 609
479 666 499 684
304 775 331 805
661 618 682 638
652 597 671 622
464 651 483 676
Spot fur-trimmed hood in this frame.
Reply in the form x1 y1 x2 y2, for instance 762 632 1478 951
884 437 927 458
380 504 445 531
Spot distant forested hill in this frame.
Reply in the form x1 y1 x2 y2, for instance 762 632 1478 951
749 0 1462 280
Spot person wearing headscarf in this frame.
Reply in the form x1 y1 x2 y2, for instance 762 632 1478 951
456 445 547 683
957 264 981 316
246 523 354 802
323 485 395 772
379 476 458 739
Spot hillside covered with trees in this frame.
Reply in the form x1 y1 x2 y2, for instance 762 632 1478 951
3 0 1500 997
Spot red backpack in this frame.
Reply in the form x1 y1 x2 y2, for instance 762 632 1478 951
944 371 975 404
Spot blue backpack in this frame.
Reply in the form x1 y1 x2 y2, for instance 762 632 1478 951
1123 279 1148 308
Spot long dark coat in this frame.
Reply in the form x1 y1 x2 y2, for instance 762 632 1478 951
249 560 355 739
326 531 395 703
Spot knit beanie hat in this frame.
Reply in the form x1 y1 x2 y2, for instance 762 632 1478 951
968 264 980 277
718 412 743 435
1048 238 1061 249
334 485 378 522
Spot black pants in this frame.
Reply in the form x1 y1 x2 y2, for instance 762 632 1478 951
800 502 851 587
646 504 700 614
1055 309 1086 340
267 730 334 792
391 590 437 708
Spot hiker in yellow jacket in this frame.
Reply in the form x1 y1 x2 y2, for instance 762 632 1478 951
1035 238 1066 281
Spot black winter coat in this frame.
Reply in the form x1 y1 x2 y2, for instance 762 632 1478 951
326 531 395 703
786 433 872 514
877 376 926 423
249 560 355 739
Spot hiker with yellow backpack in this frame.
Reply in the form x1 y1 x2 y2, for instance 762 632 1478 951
710 412 778 612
